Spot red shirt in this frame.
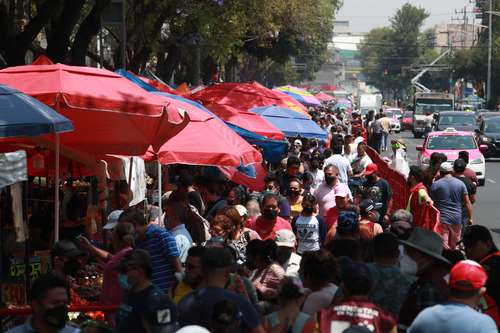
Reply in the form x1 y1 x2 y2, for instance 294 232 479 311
250 216 292 240
464 167 478 184
320 296 396 333
324 207 340 231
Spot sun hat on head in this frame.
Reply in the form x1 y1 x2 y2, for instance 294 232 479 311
400 227 450 264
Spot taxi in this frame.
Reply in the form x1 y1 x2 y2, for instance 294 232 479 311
417 128 488 186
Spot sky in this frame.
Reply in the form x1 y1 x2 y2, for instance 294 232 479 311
336 0 477 33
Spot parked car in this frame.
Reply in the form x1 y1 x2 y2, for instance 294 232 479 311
434 111 478 132
478 115 500 158
383 110 401 133
402 111 413 131
417 128 487 186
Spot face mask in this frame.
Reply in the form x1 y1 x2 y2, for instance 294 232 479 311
226 200 235 206
262 209 278 220
43 305 68 329
325 175 337 185
63 259 80 277
400 253 418 276
118 274 133 290
302 207 314 215
276 249 292 265
288 190 300 197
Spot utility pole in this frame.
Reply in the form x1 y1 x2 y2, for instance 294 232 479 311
487 0 492 102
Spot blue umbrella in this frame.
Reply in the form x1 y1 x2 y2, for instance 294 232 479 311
0 83 73 241
0 84 73 138
251 105 327 140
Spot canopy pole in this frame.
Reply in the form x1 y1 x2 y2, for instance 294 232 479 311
157 160 162 214
54 133 60 242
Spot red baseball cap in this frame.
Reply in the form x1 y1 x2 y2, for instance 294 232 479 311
449 260 488 291
363 163 378 176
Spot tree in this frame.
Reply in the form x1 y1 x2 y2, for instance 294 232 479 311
359 3 429 99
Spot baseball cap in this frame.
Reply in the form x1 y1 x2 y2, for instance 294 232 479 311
359 199 382 215
294 139 302 147
275 229 296 247
103 210 123 230
51 240 84 258
461 225 494 248
337 211 359 234
363 163 378 176
449 260 488 291
175 326 210 333
234 204 248 218
335 186 350 198
440 162 453 173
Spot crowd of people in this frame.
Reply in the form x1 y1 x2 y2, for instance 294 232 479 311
7 105 500 333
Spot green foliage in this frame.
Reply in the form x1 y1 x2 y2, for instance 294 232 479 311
359 3 430 98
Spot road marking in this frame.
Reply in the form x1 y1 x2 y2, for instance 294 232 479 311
487 178 497 184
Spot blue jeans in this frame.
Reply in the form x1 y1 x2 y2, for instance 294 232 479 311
382 131 389 151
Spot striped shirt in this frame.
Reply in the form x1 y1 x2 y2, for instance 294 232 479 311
137 224 179 292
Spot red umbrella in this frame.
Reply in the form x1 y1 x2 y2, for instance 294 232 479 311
143 95 262 167
315 92 334 102
204 103 284 141
190 81 309 116
0 63 188 156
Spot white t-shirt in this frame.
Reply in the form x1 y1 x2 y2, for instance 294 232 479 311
302 283 339 315
352 153 373 172
295 215 322 254
283 252 302 278
323 154 352 184
309 169 325 192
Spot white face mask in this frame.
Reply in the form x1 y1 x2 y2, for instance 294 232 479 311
400 253 418 276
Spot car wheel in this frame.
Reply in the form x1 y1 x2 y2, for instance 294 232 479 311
478 179 485 186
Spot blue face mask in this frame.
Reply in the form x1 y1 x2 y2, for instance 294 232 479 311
118 274 132 290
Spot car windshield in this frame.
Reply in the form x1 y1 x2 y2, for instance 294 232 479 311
427 135 477 150
403 111 413 118
484 119 500 133
385 111 393 118
439 115 476 126
415 100 453 115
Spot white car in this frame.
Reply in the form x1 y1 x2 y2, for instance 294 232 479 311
384 110 401 133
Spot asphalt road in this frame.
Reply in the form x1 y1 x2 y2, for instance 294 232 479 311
386 130 500 245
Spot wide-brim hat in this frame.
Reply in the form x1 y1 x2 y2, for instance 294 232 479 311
400 227 450 265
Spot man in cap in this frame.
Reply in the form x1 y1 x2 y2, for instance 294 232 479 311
51 240 85 280
320 260 397 333
462 225 500 327
430 161 473 249
177 247 264 332
288 139 303 159
358 199 383 240
314 164 352 219
362 163 393 225
398 227 451 327
324 185 352 231
116 249 178 333
274 229 302 278
408 260 497 333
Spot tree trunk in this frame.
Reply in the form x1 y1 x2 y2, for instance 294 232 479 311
2 0 61 65
70 0 110 66
46 0 85 63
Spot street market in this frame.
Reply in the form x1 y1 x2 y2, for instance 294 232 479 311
1 1 500 333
